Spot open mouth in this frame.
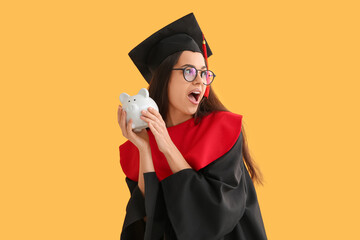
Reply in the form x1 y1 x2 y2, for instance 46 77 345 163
188 92 201 104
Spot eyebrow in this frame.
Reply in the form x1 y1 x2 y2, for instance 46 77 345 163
181 64 207 70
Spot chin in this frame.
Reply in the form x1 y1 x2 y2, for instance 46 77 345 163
187 107 198 116
180 107 194 116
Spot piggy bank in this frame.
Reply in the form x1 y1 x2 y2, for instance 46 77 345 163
119 88 159 132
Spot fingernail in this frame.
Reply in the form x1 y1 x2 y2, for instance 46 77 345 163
148 107 153 110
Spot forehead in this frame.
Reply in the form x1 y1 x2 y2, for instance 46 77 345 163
177 51 206 67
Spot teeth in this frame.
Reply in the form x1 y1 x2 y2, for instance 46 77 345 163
192 91 200 94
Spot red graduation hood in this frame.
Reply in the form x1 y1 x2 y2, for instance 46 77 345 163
119 111 243 182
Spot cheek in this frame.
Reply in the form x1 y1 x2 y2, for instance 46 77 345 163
168 78 186 101
168 84 182 104
169 88 189 110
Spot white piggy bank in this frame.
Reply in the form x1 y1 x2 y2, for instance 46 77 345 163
119 88 159 132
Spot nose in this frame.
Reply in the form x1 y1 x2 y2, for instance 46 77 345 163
193 71 203 85
127 104 139 112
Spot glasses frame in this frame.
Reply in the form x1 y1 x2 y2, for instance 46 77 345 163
172 67 215 85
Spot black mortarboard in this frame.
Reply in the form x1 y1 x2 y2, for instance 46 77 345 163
128 12 212 84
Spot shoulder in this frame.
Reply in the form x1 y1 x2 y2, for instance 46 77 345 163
201 110 243 135
212 110 243 122
185 111 243 171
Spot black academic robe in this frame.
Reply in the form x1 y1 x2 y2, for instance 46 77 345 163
120 131 268 240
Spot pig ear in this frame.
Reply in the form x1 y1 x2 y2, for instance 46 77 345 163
119 93 130 104
138 88 149 98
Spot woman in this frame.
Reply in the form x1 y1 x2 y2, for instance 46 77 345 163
117 13 267 240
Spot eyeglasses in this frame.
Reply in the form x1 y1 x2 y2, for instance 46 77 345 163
172 66 215 85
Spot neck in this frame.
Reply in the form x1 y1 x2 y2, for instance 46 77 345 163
166 109 193 128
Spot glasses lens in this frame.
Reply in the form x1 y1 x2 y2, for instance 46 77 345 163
201 70 214 85
184 67 197 81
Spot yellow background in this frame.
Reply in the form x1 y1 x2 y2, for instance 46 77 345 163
1 0 359 239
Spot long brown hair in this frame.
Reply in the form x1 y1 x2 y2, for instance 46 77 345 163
147 51 264 186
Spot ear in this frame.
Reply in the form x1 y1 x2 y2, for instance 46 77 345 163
138 88 149 98
119 93 130 104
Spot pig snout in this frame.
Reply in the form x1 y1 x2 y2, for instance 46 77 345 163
126 103 139 112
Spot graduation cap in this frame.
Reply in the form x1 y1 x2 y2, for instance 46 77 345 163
128 12 213 98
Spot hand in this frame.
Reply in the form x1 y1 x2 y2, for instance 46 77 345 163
117 105 150 152
140 107 173 153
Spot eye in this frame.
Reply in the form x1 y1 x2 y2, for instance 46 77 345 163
185 67 196 76
128 100 130 102
134 99 136 101
202 71 212 78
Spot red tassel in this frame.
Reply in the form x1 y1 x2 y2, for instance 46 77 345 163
202 33 210 98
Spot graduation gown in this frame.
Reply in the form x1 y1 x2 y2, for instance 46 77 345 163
119 111 267 240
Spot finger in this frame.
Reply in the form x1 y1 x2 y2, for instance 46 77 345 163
143 113 164 131
141 115 160 130
117 105 123 123
127 118 135 137
148 121 159 136
152 121 163 134
147 107 166 134
140 114 152 123
141 109 159 123
120 109 128 137
117 106 120 123
146 108 165 128
148 107 163 120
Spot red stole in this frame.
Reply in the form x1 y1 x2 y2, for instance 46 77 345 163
119 111 243 181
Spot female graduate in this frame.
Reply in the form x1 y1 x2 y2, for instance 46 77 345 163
117 13 268 240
